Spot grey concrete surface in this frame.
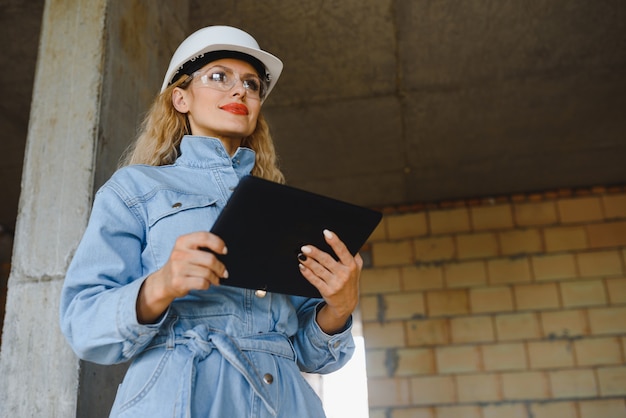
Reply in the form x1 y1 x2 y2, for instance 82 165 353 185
0 1 187 416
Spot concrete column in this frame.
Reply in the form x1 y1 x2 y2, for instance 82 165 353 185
0 1 187 417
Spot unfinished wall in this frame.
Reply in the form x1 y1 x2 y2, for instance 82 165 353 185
362 187 626 418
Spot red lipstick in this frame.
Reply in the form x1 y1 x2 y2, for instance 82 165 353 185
220 103 249 115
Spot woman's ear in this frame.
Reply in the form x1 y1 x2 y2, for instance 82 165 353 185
172 88 189 113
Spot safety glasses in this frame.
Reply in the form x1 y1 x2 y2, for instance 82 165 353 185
185 65 268 100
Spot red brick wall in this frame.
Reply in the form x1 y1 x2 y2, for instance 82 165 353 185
361 188 626 418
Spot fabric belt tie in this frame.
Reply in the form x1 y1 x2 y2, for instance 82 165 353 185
173 325 295 417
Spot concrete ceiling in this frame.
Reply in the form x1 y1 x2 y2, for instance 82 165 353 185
2 1 625 231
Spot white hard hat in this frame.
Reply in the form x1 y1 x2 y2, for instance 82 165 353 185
161 25 283 99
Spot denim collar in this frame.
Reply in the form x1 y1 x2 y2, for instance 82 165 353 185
176 135 256 175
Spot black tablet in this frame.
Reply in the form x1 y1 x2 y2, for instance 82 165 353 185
210 175 382 298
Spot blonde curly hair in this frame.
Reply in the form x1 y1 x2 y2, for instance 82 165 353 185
120 75 285 184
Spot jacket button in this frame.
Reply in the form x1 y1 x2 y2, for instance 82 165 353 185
263 373 274 384
172 202 182 208
255 289 267 298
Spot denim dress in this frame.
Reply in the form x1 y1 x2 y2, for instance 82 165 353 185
59 136 355 417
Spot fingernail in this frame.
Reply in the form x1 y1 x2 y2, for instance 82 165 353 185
297 252 307 262
223 270 229 279
301 246 312 254
323 229 333 239
298 264 306 271
223 246 228 255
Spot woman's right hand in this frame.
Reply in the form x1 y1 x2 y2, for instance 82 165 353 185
136 231 228 324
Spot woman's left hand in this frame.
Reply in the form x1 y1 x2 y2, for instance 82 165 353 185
298 229 363 334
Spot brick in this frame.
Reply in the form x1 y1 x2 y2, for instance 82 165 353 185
560 279 608 308
363 321 406 349
444 261 487 288
532 253 577 281
435 345 481 373
577 250 624 277
412 236 455 263
602 193 626 219
558 196 604 223
409 375 456 405
575 337 623 366
587 221 626 248
501 371 550 400
499 229 543 256
606 277 626 304
385 292 426 320
372 241 413 267
529 401 578 418
367 377 411 407
579 399 626 418
541 309 588 339
361 267 402 294
456 233 499 260
597 366 626 396
482 342 528 371
396 348 435 376
495 312 541 341
365 349 387 378
429 208 470 235
450 316 495 343
488 257 532 284
359 295 379 322
456 373 501 402
514 282 560 310
549 368 598 398
391 407 434 418
528 340 576 369
483 403 527 418
544 226 588 252
434 405 481 418
401 265 443 291
470 286 514 314
470 204 514 231
426 289 469 317
514 201 558 227
588 306 626 335
387 212 428 240
406 318 449 347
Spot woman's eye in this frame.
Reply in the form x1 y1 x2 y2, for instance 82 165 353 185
243 78 260 92
209 71 228 83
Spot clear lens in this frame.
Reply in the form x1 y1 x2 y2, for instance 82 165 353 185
195 66 266 99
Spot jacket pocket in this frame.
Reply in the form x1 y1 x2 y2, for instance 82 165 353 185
145 190 219 265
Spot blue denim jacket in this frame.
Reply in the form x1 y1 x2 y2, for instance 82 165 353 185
59 136 354 417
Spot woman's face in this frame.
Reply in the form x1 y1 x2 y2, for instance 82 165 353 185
174 58 263 143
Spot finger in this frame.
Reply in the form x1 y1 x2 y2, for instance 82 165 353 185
170 239 228 280
192 247 229 276
298 263 331 295
181 263 225 285
354 253 364 269
299 251 334 282
180 231 228 255
322 230 355 266
299 245 335 275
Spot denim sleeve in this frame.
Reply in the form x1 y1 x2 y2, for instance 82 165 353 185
289 297 355 374
59 184 167 365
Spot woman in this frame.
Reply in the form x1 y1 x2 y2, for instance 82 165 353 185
59 26 362 417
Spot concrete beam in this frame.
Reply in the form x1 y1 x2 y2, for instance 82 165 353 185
0 0 188 416
0 0 108 416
